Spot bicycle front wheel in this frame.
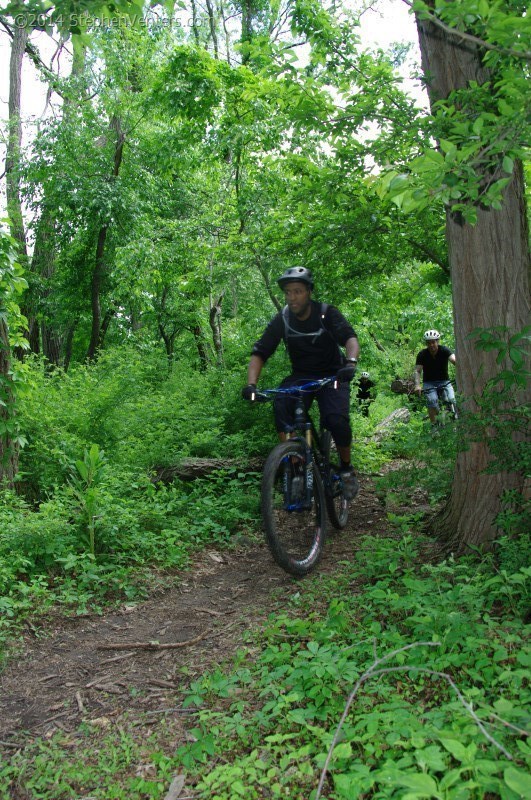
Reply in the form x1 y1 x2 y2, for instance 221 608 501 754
321 430 349 529
261 440 327 576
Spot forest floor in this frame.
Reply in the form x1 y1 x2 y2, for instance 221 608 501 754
0 472 429 765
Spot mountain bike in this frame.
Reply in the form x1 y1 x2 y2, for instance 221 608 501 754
422 380 459 423
251 377 351 576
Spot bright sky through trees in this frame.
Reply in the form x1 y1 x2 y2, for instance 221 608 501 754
0 1 422 211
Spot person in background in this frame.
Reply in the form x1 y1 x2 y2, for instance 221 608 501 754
241 266 360 499
357 371 375 417
414 329 456 425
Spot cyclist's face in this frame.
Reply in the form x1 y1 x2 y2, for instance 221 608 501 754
427 339 439 354
284 282 311 317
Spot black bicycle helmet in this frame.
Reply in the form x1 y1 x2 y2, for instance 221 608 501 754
277 266 314 290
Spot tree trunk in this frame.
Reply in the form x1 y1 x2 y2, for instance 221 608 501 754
205 0 219 58
240 0 253 64
32 208 62 366
416 12 531 553
32 42 86 368
0 319 18 485
86 116 125 361
63 323 76 372
6 23 28 261
254 253 282 312
192 324 209 371
209 292 224 366
5 21 39 355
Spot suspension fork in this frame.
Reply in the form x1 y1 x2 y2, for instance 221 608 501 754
304 422 314 505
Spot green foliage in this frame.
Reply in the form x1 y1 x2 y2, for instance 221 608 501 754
2 529 528 798
0 227 29 463
164 534 530 799
379 0 530 222
65 443 107 557
0 343 266 653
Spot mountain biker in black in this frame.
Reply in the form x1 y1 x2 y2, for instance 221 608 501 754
242 267 360 499
414 329 456 425
357 372 375 417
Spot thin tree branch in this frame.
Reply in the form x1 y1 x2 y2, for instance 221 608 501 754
0 16 64 95
315 641 514 799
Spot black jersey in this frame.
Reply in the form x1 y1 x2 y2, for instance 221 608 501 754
416 345 454 382
251 301 356 377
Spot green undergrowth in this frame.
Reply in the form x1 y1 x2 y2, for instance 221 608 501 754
2 530 529 800
0 467 260 657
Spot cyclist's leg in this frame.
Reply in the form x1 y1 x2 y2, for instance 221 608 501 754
442 381 455 404
318 383 358 499
423 382 440 424
441 381 458 419
318 381 351 454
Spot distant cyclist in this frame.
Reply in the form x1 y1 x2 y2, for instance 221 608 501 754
414 330 456 425
241 266 360 498
357 372 376 417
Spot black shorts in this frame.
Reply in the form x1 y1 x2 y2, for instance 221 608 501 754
273 375 351 445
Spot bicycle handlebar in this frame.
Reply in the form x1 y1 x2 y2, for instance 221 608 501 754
251 376 339 403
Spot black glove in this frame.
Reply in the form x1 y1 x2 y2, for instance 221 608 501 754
336 364 356 384
241 383 257 401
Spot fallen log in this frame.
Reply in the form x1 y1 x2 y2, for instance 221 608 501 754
371 407 411 442
391 378 415 396
152 457 264 483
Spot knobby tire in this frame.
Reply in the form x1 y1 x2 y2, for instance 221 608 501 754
321 430 349 530
261 440 327 576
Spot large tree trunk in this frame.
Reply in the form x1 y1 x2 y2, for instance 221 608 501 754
6 23 28 261
5 21 39 354
416 12 531 553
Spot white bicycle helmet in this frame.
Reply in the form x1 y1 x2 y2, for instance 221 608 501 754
423 329 441 341
360 371 370 379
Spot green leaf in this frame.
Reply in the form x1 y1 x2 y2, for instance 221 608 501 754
332 742 352 760
502 156 514 174
397 772 440 796
439 738 468 762
76 460 89 481
504 767 531 797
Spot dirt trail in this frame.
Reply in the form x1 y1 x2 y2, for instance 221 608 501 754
0 479 387 752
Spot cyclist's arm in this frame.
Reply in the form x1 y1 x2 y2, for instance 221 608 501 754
449 353 456 365
414 364 423 393
345 336 360 362
247 354 265 385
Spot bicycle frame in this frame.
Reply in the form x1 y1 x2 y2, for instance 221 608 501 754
254 377 342 505
422 380 458 421
254 377 351 575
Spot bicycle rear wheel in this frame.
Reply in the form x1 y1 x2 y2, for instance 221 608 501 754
321 430 349 529
261 440 327 576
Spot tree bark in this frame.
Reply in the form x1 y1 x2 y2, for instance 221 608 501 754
32 42 87 367
0 319 18 486
205 0 219 58
192 324 209 371
209 292 225 366
6 23 28 261
416 11 531 553
32 208 62 366
86 116 125 361
5 21 39 355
